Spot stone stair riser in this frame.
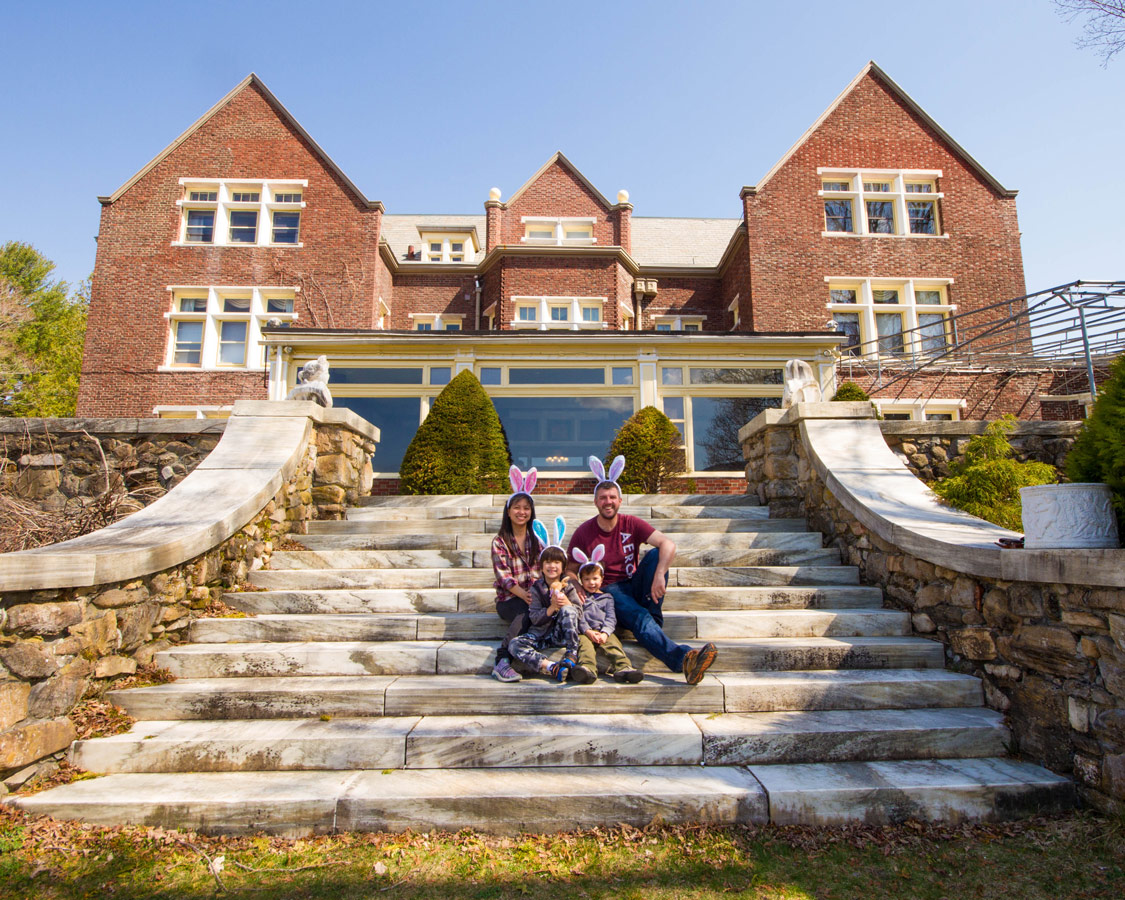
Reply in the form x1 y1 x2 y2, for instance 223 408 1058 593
309 518 807 535
290 532 822 553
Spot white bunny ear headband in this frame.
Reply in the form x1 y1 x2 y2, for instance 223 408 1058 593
588 455 626 495
508 466 538 504
532 516 566 557
572 544 606 574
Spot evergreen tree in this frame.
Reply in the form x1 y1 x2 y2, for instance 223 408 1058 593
831 381 870 401
605 406 685 493
1066 354 1125 533
398 370 510 494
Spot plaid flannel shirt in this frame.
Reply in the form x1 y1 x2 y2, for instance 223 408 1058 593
491 533 540 603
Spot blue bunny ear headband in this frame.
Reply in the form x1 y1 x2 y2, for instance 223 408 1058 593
532 516 566 557
589 455 626 495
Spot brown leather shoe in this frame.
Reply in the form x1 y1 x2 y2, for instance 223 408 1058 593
682 642 717 685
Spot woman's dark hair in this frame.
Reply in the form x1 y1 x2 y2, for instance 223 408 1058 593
498 493 541 558
538 545 568 567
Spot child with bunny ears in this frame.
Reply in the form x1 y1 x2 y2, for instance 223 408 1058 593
506 517 584 682
489 467 543 682
568 545 644 684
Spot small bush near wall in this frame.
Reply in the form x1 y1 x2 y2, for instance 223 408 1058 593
1066 354 1125 534
606 406 686 493
831 381 870 402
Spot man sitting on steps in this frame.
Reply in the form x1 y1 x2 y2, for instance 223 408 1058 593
566 455 717 685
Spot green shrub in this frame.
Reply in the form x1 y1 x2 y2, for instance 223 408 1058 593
398 370 510 494
831 381 870 402
931 415 1057 531
1066 354 1125 534
605 406 686 493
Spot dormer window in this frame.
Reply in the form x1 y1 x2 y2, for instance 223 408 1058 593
418 232 477 263
521 217 597 245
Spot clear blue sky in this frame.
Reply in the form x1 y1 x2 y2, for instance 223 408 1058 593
2 0 1122 295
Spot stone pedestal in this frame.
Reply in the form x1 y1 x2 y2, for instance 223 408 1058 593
1020 483 1120 550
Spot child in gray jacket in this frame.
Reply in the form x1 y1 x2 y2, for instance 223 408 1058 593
568 546 644 685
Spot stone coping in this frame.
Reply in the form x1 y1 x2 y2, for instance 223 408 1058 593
879 420 1082 438
0 403 378 592
738 402 876 444
779 408 1122 588
0 418 227 436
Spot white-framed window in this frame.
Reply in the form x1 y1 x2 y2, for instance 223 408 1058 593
164 285 299 370
410 313 464 332
417 232 477 264
652 315 705 332
175 178 307 247
520 217 597 245
818 169 944 238
509 297 607 330
826 277 955 360
874 398 965 421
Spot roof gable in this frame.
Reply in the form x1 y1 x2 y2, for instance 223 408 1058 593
746 62 1015 198
100 74 381 209
506 152 613 210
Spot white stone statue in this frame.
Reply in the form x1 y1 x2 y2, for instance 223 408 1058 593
781 359 822 409
286 355 333 408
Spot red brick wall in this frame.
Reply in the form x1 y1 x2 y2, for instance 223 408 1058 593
497 160 612 246
387 273 477 330
493 257 623 330
641 276 725 330
371 476 747 496
744 71 1027 348
722 228 752 331
78 81 383 416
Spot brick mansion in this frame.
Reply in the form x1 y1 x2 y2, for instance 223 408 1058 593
77 62 1068 488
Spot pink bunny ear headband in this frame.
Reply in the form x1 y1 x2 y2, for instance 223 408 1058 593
588 455 625 495
507 466 538 505
572 544 606 574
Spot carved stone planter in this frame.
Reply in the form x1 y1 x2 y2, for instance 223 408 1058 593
1020 483 1120 549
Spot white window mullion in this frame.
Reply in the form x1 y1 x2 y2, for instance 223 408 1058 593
214 185 231 244
539 297 549 330
202 289 220 366
902 280 921 359
859 282 877 358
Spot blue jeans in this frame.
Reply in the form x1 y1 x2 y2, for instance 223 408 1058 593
604 548 690 673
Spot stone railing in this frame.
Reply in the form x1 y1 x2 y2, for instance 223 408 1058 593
741 403 1124 814
0 419 226 517
879 420 1080 483
0 401 377 789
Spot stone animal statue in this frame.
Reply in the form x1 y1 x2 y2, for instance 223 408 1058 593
285 354 333 408
781 359 822 409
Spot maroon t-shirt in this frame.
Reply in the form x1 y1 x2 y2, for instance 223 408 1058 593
568 514 656 585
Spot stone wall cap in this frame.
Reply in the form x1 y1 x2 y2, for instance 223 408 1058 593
231 400 380 442
880 420 1082 438
0 418 227 436
739 401 873 443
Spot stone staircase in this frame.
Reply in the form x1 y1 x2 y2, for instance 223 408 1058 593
16 494 1073 834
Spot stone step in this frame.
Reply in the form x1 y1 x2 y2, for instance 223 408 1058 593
154 635 944 681
289 531 823 553
189 609 912 644
247 565 860 591
750 757 1076 825
225 585 885 616
11 765 769 835
357 494 761 508
265 546 841 571
70 708 1008 774
307 517 808 535
109 668 976 722
344 504 770 523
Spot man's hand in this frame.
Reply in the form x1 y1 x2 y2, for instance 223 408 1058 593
648 529 676 602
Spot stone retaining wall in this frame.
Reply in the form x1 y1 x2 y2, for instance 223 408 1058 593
879 420 1080 483
743 409 1125 814
0 404 377 790
0 420 225 517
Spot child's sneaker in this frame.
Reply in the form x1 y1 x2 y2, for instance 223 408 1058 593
491 660 521 683
547 660 570 682
569 664 597 684
612 668 644 684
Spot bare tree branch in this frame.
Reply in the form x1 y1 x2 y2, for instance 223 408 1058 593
1056 0 1125 65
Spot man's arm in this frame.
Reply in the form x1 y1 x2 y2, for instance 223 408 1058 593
646 528 676 602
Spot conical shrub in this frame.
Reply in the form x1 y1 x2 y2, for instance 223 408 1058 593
605 406 686 493
398 370 511 494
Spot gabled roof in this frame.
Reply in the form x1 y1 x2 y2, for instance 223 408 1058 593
99 73 382 209
505 151 614 209
745 61 1016 199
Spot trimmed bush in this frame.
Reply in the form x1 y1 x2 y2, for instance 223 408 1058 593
1066 354 1125 534
398 370 510 494
831 381 870 402
931 415 1056 531
605 406 686 493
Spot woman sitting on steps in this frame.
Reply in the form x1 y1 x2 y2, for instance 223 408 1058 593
489 467 543 682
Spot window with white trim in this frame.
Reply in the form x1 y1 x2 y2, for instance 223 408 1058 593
417 232 477 263
818 169 943 237
873 398 965 421
176 179 307 247
827 278 955 360
652 315 704 332
165 286 298 369
520 217 597 245
510 297 607 330
410 313 464 331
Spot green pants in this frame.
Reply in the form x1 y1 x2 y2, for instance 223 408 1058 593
578 632 635 675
